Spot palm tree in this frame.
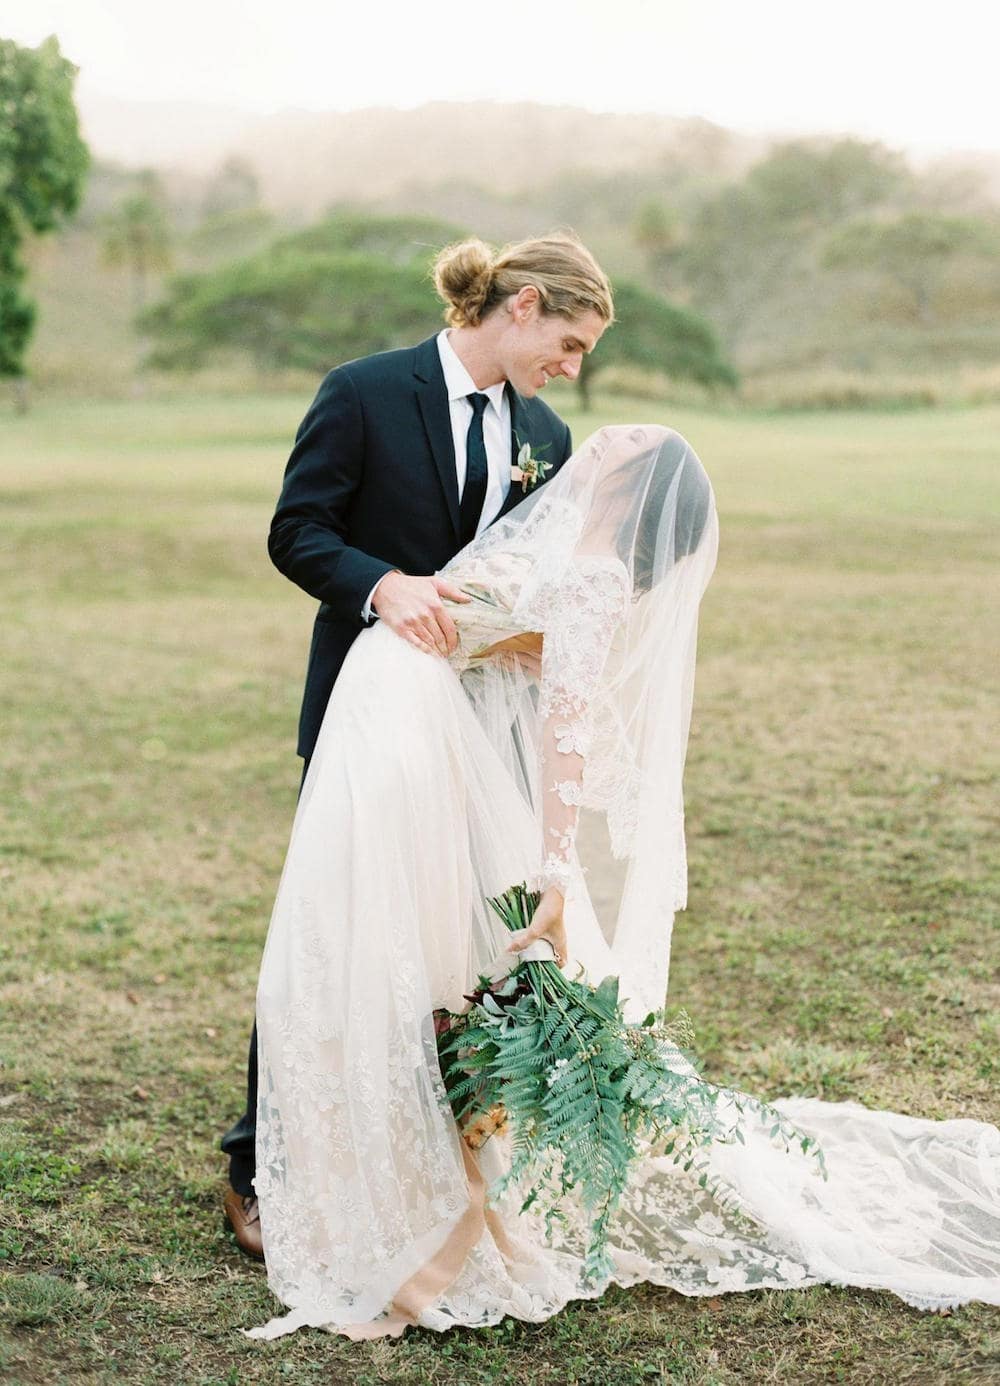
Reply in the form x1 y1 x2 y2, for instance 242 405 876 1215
100 170 173 313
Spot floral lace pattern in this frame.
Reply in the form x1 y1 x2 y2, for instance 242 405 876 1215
446 549 631 901
441 488 661 869
536 852 575 896
247 427 1000 1340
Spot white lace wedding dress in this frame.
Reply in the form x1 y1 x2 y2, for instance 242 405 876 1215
248 427 1000 1340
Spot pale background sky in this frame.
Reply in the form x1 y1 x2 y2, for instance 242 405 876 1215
4 0 1000 156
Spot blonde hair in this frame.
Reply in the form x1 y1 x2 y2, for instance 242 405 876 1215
432 232 614 329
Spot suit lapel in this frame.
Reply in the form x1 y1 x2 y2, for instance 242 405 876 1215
497 384 527 520
413 336 460 539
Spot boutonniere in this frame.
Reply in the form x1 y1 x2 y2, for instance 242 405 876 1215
510 438 553 494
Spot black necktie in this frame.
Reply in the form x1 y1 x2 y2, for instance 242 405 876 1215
459 392 489 547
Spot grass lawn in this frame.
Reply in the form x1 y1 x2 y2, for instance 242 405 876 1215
1 391 998 1384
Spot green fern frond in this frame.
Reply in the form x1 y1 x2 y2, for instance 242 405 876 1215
435 878 827 1279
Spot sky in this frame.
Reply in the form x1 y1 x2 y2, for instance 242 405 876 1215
4 0 1000 157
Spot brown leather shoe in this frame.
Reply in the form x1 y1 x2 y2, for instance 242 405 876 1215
224 1187 264 1262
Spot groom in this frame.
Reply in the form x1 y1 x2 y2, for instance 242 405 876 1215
221 233 613 1259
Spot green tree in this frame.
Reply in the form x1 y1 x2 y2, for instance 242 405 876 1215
201 156 261 220
190 157 272 265
676 138 907 344
745 138 908 231
823 211 1000 324
100 170 174 312
187 206 276 264
578 280 736 407
142 213 463 373
0 34 89 407
632 199 680 283
142 250 443 373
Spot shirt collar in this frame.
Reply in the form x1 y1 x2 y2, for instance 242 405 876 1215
437 330 507 414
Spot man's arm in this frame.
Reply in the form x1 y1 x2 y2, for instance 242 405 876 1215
268 368 396 623
269 366 470 652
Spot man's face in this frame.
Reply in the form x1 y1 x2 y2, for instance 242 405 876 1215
499 290 606 397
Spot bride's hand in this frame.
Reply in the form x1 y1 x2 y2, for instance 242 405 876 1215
478 631 543 681
506 887 567 968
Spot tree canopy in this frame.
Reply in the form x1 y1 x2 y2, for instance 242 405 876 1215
100 170 174 311
823 211 1000 323
675 138 909 344
143 248 444 372
200 156 261 221
580 280 737 404
143 213 461 370
0 35 89 383
143 213 736 401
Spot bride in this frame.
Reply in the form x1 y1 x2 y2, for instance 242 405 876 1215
248 424 1000 1340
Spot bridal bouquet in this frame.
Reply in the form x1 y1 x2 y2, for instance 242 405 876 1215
436 884 826 1283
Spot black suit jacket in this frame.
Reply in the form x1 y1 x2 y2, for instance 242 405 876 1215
268 333 573 759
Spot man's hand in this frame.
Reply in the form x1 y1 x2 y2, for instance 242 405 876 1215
372 572 470 656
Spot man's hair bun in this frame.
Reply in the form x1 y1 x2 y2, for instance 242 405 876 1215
432 239 496 328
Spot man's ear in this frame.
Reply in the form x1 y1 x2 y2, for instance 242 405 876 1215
511 284 541 323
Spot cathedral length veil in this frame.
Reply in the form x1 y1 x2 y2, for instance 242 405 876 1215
250 426 1000 1341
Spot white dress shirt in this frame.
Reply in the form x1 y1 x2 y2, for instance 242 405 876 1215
361 330 512 619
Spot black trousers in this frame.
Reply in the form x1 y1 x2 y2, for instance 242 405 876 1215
220 756 310 1196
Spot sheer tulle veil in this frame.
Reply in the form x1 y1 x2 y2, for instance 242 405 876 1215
442 424 719 1017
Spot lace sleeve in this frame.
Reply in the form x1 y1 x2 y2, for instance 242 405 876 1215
531 559 630 896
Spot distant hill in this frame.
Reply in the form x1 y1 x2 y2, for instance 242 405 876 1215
78 90 1000 217
78 92 765 215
